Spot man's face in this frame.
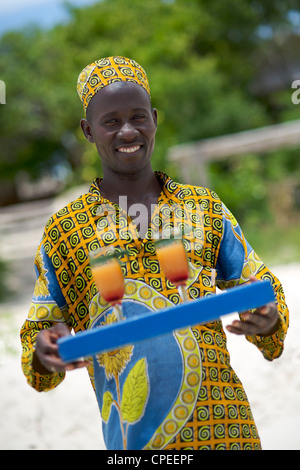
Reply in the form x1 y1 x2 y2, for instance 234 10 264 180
81 82 157 176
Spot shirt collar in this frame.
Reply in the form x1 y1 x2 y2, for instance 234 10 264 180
88 172 184 202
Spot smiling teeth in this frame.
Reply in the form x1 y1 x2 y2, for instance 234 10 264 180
118 146 140 153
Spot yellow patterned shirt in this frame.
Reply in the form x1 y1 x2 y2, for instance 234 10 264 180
20 172 289 450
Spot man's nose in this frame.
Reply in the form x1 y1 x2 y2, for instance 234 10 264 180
118 122 139 140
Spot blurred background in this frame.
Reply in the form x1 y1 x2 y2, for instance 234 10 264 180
0 0 300 450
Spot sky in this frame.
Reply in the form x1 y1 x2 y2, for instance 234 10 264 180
0 0 100 36
2 1 300 38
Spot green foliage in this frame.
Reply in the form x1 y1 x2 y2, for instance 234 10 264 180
0 0 299 239
209 146 300 257
210 154 268 221
239 223 300 266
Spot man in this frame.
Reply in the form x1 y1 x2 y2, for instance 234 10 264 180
21 56 289 450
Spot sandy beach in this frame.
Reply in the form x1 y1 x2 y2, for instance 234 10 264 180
0 195 299 450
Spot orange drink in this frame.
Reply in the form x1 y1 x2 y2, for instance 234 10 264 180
156 240 189 286
92 258 125 304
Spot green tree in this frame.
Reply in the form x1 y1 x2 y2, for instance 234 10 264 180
0 0 299 205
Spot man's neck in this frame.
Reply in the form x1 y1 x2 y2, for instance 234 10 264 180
99 169 162 205
98 169 164 239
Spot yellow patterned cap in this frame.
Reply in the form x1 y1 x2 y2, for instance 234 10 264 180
77 56 151 115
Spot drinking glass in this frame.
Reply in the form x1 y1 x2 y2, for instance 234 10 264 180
89 249 125 321
155 238 189 303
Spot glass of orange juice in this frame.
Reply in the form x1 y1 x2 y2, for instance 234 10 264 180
89 249 125 321
155 238 190 303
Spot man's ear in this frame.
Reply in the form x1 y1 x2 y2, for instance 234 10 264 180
152 108 158 128
80 118 95 143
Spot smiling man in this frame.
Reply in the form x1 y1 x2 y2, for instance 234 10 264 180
20 56 289 450
80 74 161 238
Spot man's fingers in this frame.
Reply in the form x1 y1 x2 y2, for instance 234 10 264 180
227 300 279 337
48 358 90 373
51 323 71 337
226 320 257 336
35 324 90 374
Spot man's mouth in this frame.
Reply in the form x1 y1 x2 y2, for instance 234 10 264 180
116 145 141 154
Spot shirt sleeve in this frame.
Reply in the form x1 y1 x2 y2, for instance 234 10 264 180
215 203 289 361
20 241 71 392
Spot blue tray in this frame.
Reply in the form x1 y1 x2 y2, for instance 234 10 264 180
58 280 274 362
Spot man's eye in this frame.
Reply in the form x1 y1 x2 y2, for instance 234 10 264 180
104 119 119 125
132 115 146 121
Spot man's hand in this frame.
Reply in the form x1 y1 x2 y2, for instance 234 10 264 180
33 323 89 374
226 277 280 337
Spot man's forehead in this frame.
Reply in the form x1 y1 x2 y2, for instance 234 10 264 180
87 81 151 119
